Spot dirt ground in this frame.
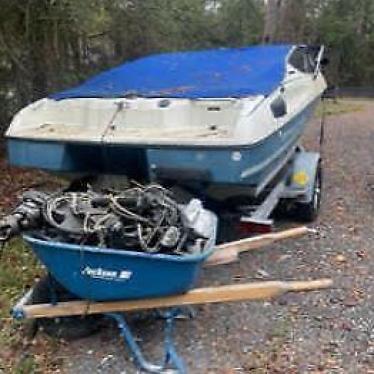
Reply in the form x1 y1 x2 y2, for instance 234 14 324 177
2 99 374 373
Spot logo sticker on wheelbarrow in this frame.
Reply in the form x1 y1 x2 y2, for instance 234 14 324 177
81 266 132 282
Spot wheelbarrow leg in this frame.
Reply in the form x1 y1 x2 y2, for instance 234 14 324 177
159 307 195 373
107 308 192 373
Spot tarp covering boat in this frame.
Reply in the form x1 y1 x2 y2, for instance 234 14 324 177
51 45 293 100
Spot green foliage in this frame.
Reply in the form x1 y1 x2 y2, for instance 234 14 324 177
215 0 264 46
315 0 374 86
0 238 43 318
13 355 38 374
0 0 108 126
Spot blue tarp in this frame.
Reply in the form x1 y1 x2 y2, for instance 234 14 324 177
51 45 293 100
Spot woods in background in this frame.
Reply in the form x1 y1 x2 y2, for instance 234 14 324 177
0 0 373 129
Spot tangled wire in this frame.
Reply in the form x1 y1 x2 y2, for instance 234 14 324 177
0 184 214 255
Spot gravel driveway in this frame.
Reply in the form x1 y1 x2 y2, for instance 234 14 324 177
58 99 373 373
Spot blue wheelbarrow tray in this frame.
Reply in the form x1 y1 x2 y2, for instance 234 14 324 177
23 219 217 301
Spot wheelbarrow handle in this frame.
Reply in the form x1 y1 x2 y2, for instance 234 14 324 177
205 226 313 266
17 278 333 319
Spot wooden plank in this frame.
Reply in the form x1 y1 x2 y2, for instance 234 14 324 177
205 226 312 266
21 278 332 319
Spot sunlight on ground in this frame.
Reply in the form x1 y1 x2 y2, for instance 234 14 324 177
315 99 365 118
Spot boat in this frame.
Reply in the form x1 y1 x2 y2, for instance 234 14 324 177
5 44 327 200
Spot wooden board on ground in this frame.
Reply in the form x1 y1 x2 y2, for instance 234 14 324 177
20 278 333 319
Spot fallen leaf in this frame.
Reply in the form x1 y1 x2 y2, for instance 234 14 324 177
335 254 346 263
256 268 270 278
355 249 366 258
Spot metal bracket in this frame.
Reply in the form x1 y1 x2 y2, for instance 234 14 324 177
106 308 193 373
11 287 34 320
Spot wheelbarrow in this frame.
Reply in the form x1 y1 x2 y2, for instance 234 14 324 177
11 226 333 373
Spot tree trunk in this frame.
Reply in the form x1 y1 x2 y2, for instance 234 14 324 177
263 0 283 43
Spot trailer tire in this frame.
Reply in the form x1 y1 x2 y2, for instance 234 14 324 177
295 162 322 222
31 275 102 340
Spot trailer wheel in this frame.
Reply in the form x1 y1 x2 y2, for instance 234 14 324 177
31 275 102 340
295 162 322 222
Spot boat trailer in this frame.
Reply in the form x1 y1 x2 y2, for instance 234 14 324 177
10 227 332 374
237 146 322 230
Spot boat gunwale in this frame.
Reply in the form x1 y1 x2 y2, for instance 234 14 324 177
6 95 320 151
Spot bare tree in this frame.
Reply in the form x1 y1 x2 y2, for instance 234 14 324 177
262 0 283 43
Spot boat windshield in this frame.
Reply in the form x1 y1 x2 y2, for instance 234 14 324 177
289 47 316 74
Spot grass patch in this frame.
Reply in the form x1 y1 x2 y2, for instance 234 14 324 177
0 238 50 373
0 238 43 317
315 99 363 117
11 355 37 374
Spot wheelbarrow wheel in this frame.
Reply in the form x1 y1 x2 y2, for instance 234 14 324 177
31 274 103 340
295 161 323 222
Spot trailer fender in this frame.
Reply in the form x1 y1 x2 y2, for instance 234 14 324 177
288 151 321 203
